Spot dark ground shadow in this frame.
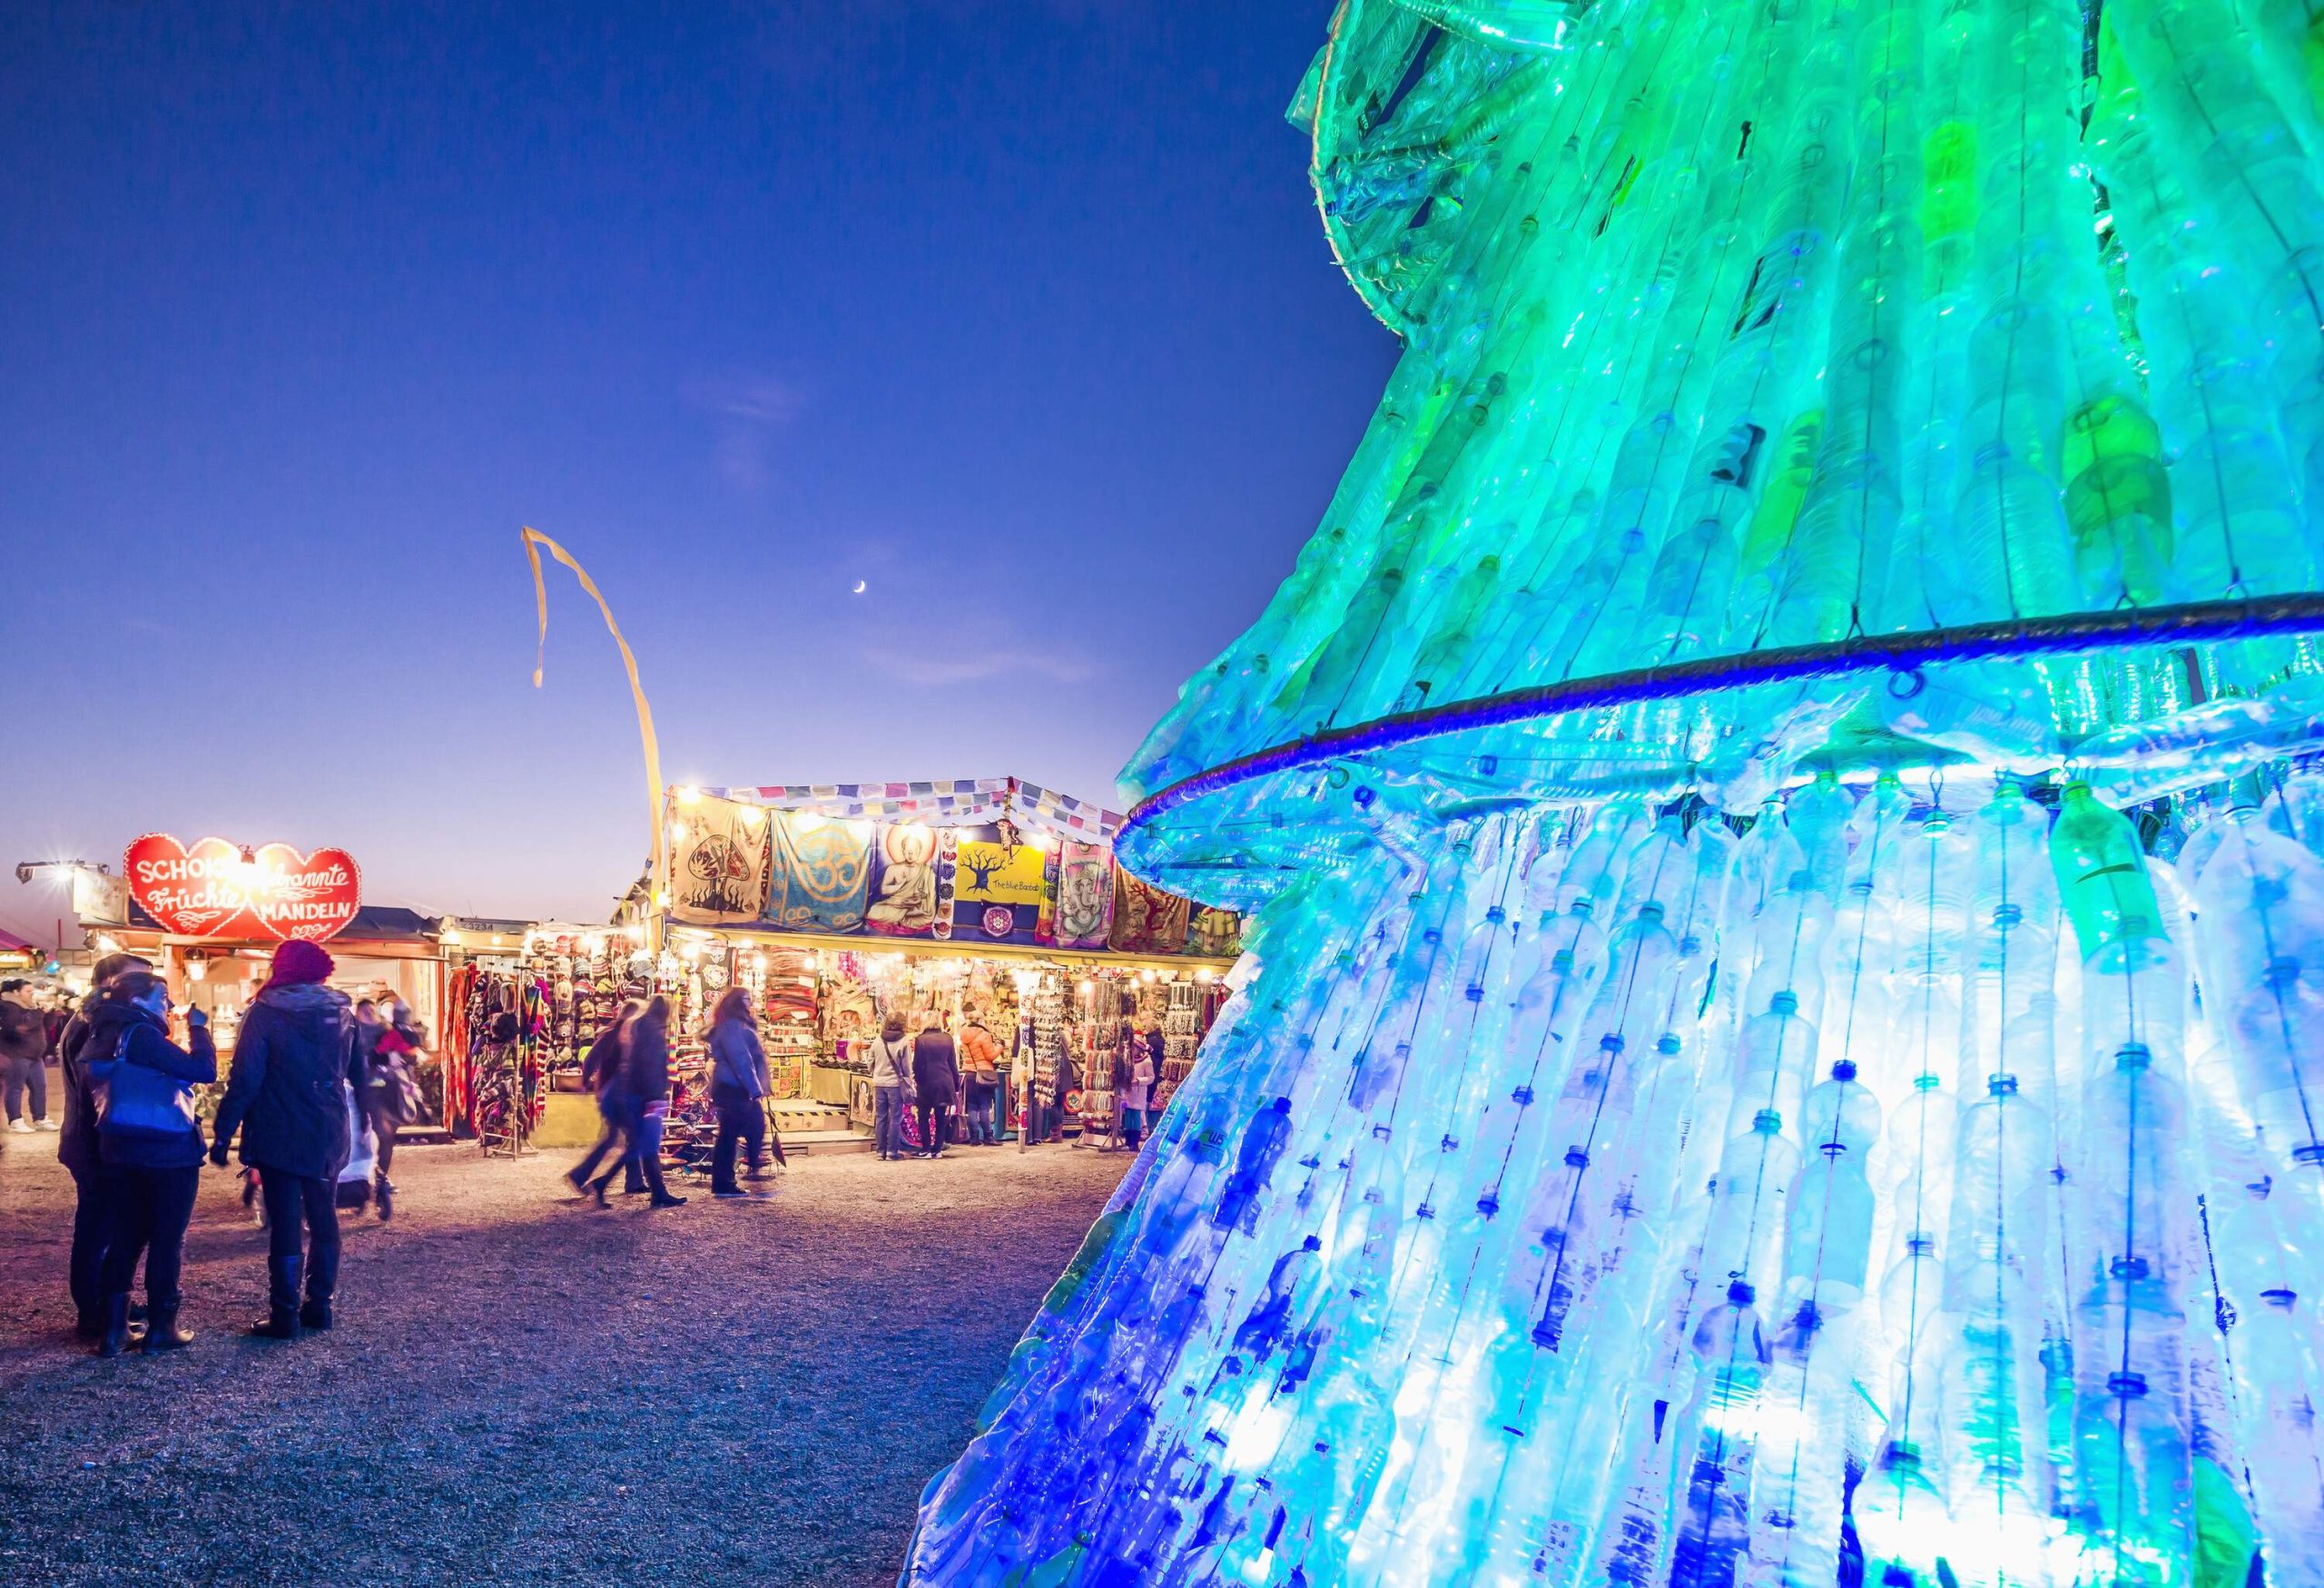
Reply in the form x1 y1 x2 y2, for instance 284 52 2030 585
0 1137 1124 1586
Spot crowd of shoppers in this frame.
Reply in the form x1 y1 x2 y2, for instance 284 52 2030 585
29 944 1173 1357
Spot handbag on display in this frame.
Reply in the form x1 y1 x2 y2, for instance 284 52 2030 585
87 1027 198 1140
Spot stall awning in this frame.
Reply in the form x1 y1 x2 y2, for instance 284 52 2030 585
678 922 1233 974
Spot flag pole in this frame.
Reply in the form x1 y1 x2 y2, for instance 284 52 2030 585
521 528 667 953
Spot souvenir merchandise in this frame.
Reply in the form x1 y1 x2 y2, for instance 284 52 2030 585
1155 978 1204 1112
864 822 943 937
1107 867 1190 955
1041 839 1115 949
515 927 645 1087
745 946 820 1100
664 775 1235 958
945 824 1047 945
767 812 874 932
666 796 771 926
1185 903 1241 960
443 962 554 1141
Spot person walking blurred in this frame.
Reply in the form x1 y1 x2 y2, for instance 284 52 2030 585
606 995 684 1208
960 1016 1003 1146
706 988 779 1198
911 1012 959 1159
865 1015 913 1161
209 940 360 1340
82 971 214 1356
364 999 423 1222
57 952 153 1336
2 979 52 1131
566 999 640 1203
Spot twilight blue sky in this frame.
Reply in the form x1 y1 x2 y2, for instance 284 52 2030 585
0 2 1395 940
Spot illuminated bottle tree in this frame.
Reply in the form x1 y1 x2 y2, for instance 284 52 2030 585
907 0 2324 1583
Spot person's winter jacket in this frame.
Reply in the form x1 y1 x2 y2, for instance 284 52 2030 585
709 1019 771 1099
1121 1055 1156 1114
212 981 359 1179
82 1000 215 1169
354 1014 385 1069
56 992 106 1178
961 1024 1002 1074
621 1018 671 1101
0 997 43 1061
865 1035 912 1091
579 1021 627 1100
911 1031 960 1105
961 1026 1002 1100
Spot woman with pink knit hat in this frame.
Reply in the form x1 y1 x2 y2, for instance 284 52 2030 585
210 939 361 1340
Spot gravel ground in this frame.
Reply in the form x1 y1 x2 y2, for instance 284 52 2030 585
0 1135 1126 1586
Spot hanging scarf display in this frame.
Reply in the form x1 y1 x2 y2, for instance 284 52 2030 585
947 823 1046 945
765 811 874 932
1107 866 1190 955
864 821 942 937
668 795 772 925
1039 839 1115 949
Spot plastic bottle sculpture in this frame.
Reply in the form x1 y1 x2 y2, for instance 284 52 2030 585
907 0 2324 1582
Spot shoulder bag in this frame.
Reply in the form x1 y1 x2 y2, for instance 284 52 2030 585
87 1026 199 1140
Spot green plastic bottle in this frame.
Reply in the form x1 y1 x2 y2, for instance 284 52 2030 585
2048 782 2167 957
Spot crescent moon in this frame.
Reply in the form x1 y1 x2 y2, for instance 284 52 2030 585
852 580 867 594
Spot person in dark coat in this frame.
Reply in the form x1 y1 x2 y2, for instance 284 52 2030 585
57 952 153 1336
605 995 684 1208
83 971 215 1356
1 978 51 1131
910 1012 960 1159
566 998 640 1203
705 987 779 1197
209 940 360 1340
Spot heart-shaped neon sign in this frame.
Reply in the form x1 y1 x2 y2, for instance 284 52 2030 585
124 834 362 942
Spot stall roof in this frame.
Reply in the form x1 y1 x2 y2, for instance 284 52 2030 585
123 902 439 942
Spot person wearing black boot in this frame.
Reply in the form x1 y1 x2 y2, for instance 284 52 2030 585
706 988 771 1198
82 972 214 1357
566 999 639 1206
911 1011 959 1160
210 941 359 1340
56 952 153 1337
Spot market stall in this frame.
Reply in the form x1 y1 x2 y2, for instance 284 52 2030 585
447 919 654 1151
647 777 1240 1149
93 833 445 1052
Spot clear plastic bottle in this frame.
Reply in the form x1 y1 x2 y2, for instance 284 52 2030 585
1665 1281 1773 1588
1877 659 2063 766
1779 1060 1884 1317
1701 1110 1805 1300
